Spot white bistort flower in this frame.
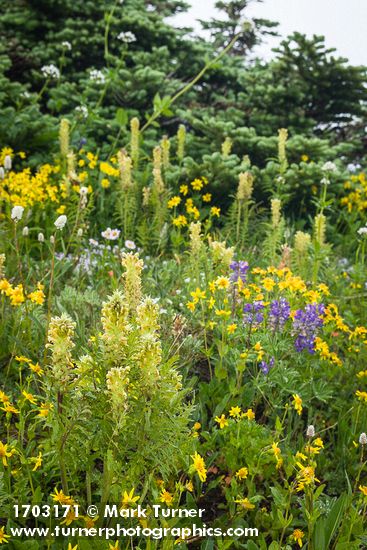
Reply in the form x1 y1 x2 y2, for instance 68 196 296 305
359 432 367 446
54 215 67 230
38 232 45 243
4 155 12 170
41 64 60 79
117 31 136 43
306 425 315 438
357 226 367 236
0 167 4 180
62 41 72 50
22 226 29 236
89 69 106 84
322 161 337 173
75 105 88 118
11 205 24 221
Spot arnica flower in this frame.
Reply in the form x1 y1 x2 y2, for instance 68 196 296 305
215 414 228 429
234 497 255 510
292 394 303 415
0 441 15 466
290 529 304 548
235 467 248 480
0 526 10 544
160 490 174 506
191 451 207 482
121 488 140 508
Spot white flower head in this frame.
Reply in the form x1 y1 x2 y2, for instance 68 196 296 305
77 228 83 237
54 214 67 230
117 31 136 43
79 186 88 196
11 205 24 221
89 69 106 84
41 64 60 79
101 227 120 240
0 167 4 180
321 177 330 186
357 226 367 237
124 239 136 250
62 41 72 51
306 425 315 438
359 432 367 446
38 232 45 243
322 161 337 173
50 235 55 244
75 105 88 118
4 155 12 171
22 226 29 236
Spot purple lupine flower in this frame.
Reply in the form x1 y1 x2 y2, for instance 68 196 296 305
260 357 275 374
243 301 265 325
269 298 291 331
292 303 325 353
230 260 249 283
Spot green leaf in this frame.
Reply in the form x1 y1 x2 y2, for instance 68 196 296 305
115 107 128 126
